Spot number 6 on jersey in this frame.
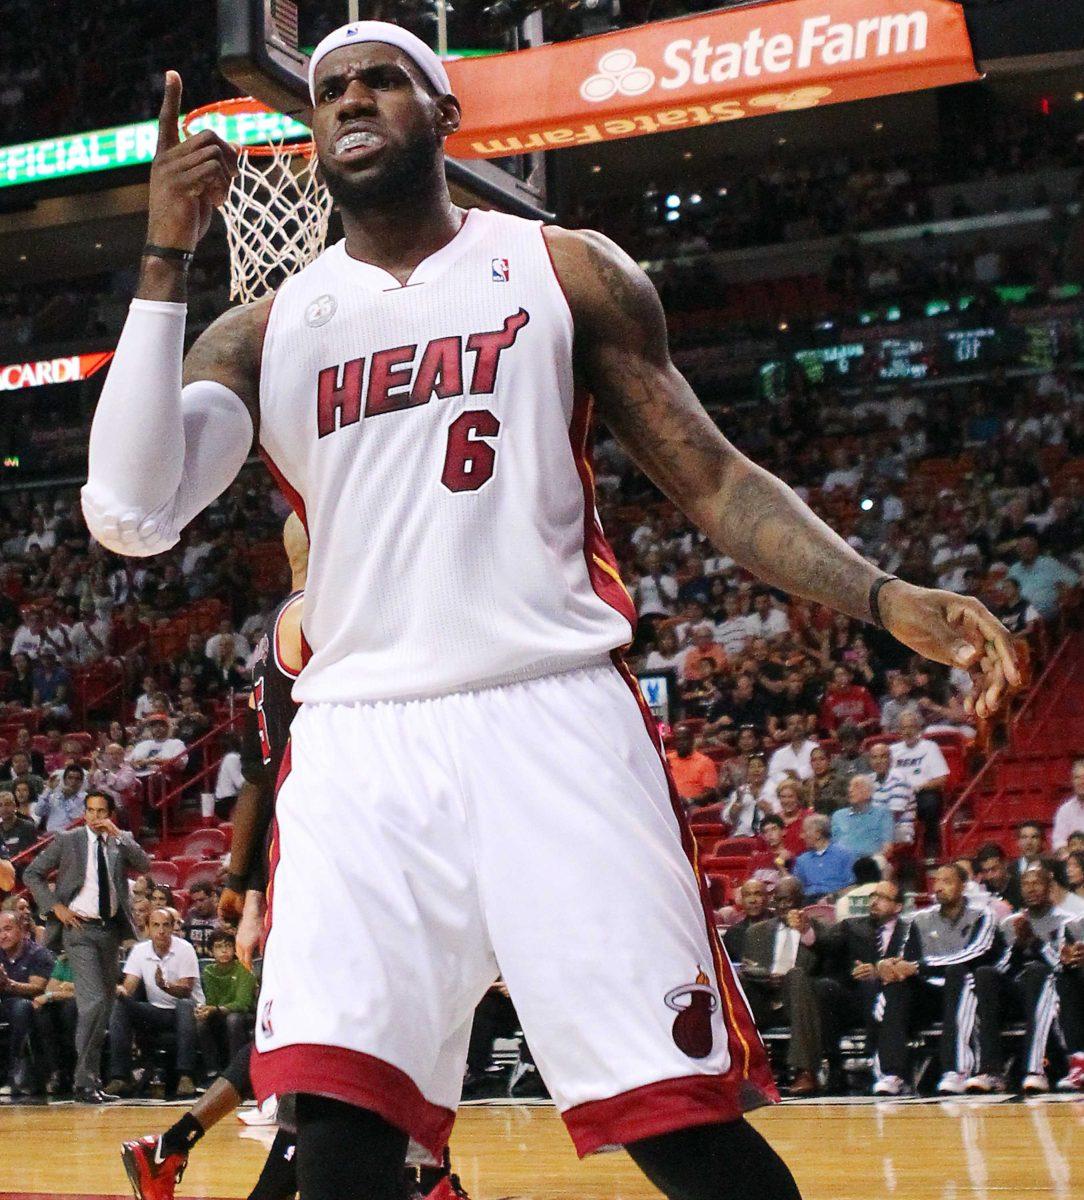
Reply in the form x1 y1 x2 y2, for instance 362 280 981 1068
441 409 501 492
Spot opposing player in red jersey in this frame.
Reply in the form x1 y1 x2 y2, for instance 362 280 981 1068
86 21 1019 1200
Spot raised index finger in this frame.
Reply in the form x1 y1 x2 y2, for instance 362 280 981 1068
157 70 183 153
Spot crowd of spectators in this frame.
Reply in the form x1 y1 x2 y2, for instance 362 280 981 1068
618 363 1084 716
1 814 257 1100
0 467 289 844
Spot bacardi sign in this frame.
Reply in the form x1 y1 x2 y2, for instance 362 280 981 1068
0 352 113 391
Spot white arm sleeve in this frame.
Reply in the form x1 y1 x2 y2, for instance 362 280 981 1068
81 298 254 557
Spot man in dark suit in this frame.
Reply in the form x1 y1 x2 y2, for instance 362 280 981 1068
815 878 908 1094
738 875 827 1095
25 789 149 1102
722 878 770 963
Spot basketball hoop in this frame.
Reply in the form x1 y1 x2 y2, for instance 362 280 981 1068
182 97 333 304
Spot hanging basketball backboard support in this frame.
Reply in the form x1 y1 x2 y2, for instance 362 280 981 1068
216 0 553 220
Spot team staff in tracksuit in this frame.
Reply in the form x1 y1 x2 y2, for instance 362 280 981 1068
874 863 1004 1095
975 865 1077 1093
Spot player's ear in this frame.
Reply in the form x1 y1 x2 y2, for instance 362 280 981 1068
435 95 461 138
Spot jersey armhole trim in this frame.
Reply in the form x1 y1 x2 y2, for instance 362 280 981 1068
272 592 304 681
539 225 576 335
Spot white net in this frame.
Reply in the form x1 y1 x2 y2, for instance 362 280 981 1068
219 136 333 303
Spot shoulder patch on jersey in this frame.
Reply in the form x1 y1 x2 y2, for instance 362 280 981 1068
305 294 337 327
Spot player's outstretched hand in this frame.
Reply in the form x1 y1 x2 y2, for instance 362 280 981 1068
878 580 1021 720
147 70 238 253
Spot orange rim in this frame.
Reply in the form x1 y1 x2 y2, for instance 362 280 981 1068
181 96 314 158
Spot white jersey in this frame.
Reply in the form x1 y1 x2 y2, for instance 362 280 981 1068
259 208 634 703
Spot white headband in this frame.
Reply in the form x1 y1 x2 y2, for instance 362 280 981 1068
308 21 452 104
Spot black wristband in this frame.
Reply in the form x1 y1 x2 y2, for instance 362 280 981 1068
142 243 194 265
869 575 900 629
225 873 246 895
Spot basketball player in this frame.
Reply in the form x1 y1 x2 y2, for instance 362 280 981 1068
83 21 1020 1200
121 515 467 1200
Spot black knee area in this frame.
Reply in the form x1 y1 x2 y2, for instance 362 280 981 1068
247 1129 299 1200
221 1040 254 1098
626 1119 803 1200
295 1094 409 1200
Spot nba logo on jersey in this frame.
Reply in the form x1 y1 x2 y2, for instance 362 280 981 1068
491 257 510 282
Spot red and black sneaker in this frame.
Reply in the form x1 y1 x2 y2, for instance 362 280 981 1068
424 1174 472 1199
121 1136 188 1200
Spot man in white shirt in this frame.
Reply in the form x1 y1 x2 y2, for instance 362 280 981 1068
932 529 983 594
745 590 789 642
181 528 215 577
890 710 950 855
68 600 111 666
214 734 244 820
24 513 56 554
127 717 189 779
868 742 917 845
822 448 863 493
106 908 202 1098
633 549 678 617
768 714 818 782
1053 760 1084 854
10 610 44 661
714 591 752 658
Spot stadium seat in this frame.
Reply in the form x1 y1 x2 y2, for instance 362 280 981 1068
182 828 228 859
147 860 180 886
180 860 222 890
711 837 758 857
169 855 199 880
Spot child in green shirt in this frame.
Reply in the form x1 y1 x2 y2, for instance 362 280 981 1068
196 931 256 1079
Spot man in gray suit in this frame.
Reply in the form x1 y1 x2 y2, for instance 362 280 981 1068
25 789 150 1102
737 875 828 1097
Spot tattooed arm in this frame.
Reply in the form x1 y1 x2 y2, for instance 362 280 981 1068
543 227 1019 718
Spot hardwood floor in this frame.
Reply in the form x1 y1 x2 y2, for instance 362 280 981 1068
0 1097 1081 1199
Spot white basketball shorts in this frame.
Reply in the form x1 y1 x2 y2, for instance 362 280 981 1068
250 656 775 1158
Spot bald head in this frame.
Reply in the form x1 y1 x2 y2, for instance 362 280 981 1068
283 514 309 590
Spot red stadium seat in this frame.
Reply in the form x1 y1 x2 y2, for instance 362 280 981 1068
182 828 228 859
712 837 758 857
181 860 222 890
170 855 199 880
148 860 180 886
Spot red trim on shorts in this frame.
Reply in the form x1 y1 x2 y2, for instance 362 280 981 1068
568 387 638 631
251 1043 455 1161
564 1073 748 1158
611 653 778 1110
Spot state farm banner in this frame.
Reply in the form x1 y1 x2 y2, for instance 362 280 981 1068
444 0 978 159
0 351 113 391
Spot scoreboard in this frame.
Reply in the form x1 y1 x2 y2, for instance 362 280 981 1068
754 303 1084 400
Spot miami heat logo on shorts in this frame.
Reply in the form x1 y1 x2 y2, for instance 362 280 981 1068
664 967 718 1059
